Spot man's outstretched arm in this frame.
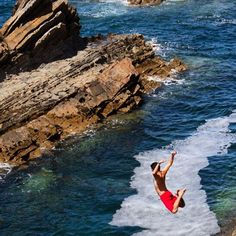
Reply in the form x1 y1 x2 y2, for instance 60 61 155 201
152 160 165 175
162 151 177 175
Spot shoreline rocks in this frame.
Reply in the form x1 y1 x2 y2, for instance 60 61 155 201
0 0 186 165
0 33 186 165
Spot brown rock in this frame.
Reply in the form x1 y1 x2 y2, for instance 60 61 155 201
0 126 35 163
0 57 140 164
34 22 67 50
0 0 80 67
139 77 163 94
5 12 54 50
0 1 187 166
13 0 31 14
137 57 187 93
1 0 43 36
0 41 9 64
99 57 139 99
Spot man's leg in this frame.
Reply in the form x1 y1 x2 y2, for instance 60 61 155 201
172 188 186 214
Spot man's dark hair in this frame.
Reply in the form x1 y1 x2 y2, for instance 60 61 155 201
150 162 160 171
179 198 185 208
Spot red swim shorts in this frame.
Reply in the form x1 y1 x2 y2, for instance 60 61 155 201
160 190 177 212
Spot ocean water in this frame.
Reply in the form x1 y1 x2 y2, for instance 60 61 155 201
1 0 236 235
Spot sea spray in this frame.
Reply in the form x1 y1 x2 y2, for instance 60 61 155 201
111 111 236 236
0 163 12 181
147 74 185 86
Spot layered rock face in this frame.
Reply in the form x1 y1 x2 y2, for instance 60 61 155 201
128 0 165 6
0 1 186 165
0 0 80 68
0 34 186 165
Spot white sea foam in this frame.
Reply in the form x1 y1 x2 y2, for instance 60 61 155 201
100 0 128 4
111 111 236 235
146 38 173 58
83 7 128 18
148 76 185 86
216 18 236 26
146 38 163 55
81 1 128 18
147 68 185 86
83 128 97 137
0 163 13 180
163 0 187 6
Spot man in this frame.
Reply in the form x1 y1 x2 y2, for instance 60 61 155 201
151 151 186 214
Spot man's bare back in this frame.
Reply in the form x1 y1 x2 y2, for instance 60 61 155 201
153 171 168 196
151 151 186 214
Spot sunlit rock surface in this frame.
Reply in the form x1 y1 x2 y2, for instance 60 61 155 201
0 1 186 165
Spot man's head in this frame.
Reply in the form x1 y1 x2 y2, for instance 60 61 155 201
150 162 160 172
179 198 185 208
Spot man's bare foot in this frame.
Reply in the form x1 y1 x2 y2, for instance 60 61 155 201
178 188 186 197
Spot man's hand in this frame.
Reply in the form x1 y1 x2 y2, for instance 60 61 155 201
171 151 177 157
158 159 165 164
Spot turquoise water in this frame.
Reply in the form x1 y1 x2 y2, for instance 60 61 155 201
1 0 236 235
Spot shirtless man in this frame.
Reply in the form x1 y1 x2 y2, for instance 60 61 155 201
151 151 186 214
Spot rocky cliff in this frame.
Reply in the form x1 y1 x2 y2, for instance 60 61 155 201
0 0 186 165
0 0 81 78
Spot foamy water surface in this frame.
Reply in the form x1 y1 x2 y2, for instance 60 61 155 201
111 112 236 235
0 163 12 181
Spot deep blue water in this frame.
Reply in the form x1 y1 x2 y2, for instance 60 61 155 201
1 0 236 235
